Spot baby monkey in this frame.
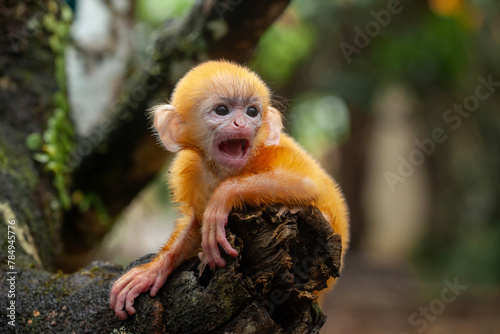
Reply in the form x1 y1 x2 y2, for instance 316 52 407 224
109 60 349 320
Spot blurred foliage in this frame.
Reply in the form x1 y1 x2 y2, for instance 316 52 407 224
26 3 75 210
372 14 473 89
288 94 350 157
251 10 316 86
130 0 500 284
253 0 499 284
415 222 500 285
136 0 194 25
447 224 500 284
251 5 349 157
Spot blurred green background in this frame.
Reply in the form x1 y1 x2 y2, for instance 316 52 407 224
68 0 499 332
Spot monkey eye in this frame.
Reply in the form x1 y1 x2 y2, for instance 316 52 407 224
215 105 230 116
246 106 259 117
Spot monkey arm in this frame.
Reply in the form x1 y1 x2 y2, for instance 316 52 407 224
110 214 200 320
202 169 320 268
221 169 320 208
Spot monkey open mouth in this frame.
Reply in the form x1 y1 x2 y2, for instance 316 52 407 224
218 139 250 159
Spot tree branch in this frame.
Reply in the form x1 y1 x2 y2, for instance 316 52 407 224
61 0 291 269
3 206 342 333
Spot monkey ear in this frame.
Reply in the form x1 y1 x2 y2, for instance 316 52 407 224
152 104 183 152
264 107 283 146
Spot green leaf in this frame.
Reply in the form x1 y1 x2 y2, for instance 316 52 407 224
33 153 50 163
26 133 43 150
61 6 73 23
43 129 56 143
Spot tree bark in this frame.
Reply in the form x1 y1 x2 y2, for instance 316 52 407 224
1 2 345 332
0 0 290 269
1 206 342 334
0 0 70 270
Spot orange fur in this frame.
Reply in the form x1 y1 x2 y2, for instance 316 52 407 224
110 60 349 320
169 132 349 262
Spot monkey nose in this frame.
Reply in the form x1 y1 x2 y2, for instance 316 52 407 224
233 119 245 127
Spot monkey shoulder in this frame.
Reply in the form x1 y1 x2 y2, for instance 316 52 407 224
169 150 202 176
266 134 322 171
271 134 341 196
168 150 204 197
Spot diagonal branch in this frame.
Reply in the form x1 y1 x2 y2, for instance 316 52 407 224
61 0 290 268
6 206 342 333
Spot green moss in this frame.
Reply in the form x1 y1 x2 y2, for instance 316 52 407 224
0 146 8 170
48 0 59 14
26 3 75 209
75 191 111 227
1 137 38 191
110 326 132 334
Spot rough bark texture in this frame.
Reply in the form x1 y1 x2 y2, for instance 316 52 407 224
0 0 67 271
1 205 342 334
0 0 345 332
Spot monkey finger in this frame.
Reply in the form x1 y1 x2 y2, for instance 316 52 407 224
110 280 128 309
202 222 216 268
112 268 139 292
217 234 235 257
206 254 215 269
109 290 118 309
114 307 129 321
205 244 216 269
215 212 236 256
125 300 137 317
205 245 216 269
115 268 139 286
213 247 226 268
201 247 212 269
216 228 237 258
110 270 138 308
209 222 225 267
197 255 209 276
125 282 148 316
210 235 226 268
114 280 137 319
110 283 127 309
150 272 168 297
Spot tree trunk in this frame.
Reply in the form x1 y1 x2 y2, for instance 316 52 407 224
0 0 290 271
1 0 71 271
1 206 342 333
0 0 343 332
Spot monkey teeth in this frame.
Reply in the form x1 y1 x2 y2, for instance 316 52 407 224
219 139 249 159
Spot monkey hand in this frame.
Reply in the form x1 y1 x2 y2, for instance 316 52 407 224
202 201 238 269
109 256 172 320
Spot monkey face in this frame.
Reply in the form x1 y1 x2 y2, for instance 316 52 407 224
203 99 263 171
152 61 281 176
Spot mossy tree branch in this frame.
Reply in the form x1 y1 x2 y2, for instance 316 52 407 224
1 206 341 333
1 1 347 333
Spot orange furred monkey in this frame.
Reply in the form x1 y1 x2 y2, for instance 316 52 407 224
109 60 349 320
